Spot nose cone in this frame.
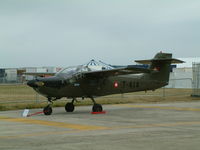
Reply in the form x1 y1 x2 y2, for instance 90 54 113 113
27 79 45 88
27 80 38 88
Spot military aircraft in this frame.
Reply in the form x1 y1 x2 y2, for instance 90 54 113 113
27 52 184 115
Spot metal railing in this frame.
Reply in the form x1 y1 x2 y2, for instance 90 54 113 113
0 78 194 106
192 63 200 97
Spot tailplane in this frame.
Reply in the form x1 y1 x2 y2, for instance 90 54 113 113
135 52 184 85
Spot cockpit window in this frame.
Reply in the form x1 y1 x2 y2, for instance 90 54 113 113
56 65 90 78
55 62 114 79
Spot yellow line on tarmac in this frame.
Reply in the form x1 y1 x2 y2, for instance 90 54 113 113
112 121 200 130
0 116 108 130
1 120 200 139
117 104 200 112
0 130 81 139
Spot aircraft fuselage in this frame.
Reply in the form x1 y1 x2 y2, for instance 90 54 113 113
31 73 166 99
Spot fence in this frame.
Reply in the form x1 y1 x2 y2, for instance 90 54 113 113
0 76 25 84
192 63 200 97
0 78 195 110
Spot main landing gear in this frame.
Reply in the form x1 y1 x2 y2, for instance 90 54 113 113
64 97 103 113
91 97 103 112
43 97 103 115
65 98 75 112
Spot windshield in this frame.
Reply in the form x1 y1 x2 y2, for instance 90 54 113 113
55 61 114 78
56 65 90 78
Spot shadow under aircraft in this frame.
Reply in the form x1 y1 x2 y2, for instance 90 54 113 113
27 52 184 115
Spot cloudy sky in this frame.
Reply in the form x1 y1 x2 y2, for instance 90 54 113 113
1 0 200 68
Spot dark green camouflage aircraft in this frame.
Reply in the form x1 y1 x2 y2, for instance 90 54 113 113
27 52 183 115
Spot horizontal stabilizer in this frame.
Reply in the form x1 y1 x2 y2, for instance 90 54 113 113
135 58 184 64
135 52 184 64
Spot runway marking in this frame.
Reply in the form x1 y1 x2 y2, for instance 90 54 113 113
0 130 82 139
1 120 200 139
0 116 108 130
111 121 200 130
117 104 200 112
0 130 83 139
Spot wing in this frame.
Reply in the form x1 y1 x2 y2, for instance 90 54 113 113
23 72 55 77
81 66 152 78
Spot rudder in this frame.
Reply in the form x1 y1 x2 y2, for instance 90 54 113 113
135 52 184 85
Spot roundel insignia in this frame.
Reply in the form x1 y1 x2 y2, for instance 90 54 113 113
114 81 119 88
153 67 160 71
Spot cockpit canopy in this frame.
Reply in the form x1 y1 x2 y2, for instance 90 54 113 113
56 62 114 79
56 65 89 78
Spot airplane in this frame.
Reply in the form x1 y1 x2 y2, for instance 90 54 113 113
27 52 184 115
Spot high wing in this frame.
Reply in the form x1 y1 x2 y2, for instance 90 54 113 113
24 72 55 77
80 66 152 78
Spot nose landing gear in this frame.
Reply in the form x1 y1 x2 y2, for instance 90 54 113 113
43 97 58 115
43 105 53 115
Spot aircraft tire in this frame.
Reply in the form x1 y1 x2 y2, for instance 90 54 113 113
65 102 75 112
92 104 103 112
43 105 52 115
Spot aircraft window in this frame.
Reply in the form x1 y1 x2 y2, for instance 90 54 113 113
57 67 77 75
56 65 90 78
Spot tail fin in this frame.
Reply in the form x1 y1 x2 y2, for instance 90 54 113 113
135 52 184 85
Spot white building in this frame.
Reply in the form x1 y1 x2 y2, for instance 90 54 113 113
167 57 200 89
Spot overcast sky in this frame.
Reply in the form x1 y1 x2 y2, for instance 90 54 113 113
1 0 200 68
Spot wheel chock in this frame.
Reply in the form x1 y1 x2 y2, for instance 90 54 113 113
91 111 106 114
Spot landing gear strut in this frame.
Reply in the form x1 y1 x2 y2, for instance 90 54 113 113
91 97 103 112
43 98 53 115
43 97 103 115
65 98 75 112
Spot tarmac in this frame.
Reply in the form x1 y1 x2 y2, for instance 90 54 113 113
1 101 200 150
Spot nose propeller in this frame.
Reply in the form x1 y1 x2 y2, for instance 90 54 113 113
27 80 44 88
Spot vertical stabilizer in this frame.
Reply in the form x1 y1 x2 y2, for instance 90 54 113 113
135 52 184 85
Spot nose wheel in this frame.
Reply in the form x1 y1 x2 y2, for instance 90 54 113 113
43 105 52 115
43 97 54 115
